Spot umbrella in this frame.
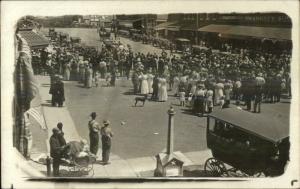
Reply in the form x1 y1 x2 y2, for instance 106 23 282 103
100 61 106 67
180 76 187 83
215 83 224 89
255 76 265 86
224 82 233 89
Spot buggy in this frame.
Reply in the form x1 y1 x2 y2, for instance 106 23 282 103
205 106 289 177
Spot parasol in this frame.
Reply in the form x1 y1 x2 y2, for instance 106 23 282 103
255 76 266 86
215 83 224 89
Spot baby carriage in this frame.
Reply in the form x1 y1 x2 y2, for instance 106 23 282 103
61 140 97 177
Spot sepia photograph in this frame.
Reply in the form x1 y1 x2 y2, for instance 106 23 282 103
1 1 299 188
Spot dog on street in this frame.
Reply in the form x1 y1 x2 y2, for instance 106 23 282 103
134 94 148 106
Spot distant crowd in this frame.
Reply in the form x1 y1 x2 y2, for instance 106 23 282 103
31 30 291 114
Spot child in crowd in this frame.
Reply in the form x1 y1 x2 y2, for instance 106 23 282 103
206 89 214 113
187 93 193 107
179 91 186 107
219 96 225 109
116 70 120 79
94 72 100 87
105 73 111 87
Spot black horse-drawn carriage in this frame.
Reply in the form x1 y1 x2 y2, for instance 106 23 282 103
205 107 289 177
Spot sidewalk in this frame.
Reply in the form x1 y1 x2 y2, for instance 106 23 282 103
29 75 211 177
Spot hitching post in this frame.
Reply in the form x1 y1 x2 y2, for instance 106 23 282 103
167 106 176 155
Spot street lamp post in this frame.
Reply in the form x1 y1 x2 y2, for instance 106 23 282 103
154 106 184 177
196 13 199 45
166 106 175 154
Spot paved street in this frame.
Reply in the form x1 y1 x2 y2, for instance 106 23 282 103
29 75 211 177
65 79 207 159
40 27 173 56
40 28 205 159
34 28 291 177
39 28 291 160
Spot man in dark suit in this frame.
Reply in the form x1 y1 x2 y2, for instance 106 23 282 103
49 77 65 107
151 74 159 100
242 74 256 111
132 71 140 94
49 128 65 176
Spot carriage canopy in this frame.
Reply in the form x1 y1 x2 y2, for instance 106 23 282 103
208 106 289 143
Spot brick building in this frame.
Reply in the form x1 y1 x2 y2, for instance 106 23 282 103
165 12 292 53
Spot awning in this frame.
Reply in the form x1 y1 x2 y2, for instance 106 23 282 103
175 38 190 42
192 45 209 50
167 25 180 32
181 24 201 31
198 24 291 40
19 31 49 49
118 19 142 28
198 24 232 33
154 22 177 30
119 22 133 28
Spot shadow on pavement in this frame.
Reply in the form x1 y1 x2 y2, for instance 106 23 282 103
76 84 87 88
280 101 291 104
181 108 197 116
59 169 90 177
183 165 214 177
131 105 145 107
42 103 54 107
138 165 214 177
123 91 135 95
171 102 181 107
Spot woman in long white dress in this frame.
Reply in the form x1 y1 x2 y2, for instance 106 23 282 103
157 77 162 100
147 72 154 94
63 62 71 81
86 66 93 88
173 75 180 96
190 78 198 95
214 83 224 105
140 73 149 94
159 77 168 102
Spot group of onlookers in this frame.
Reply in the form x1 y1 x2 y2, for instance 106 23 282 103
32 29 291 115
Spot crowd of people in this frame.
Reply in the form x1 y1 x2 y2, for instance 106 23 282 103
27 26 291 177
32 29 291 115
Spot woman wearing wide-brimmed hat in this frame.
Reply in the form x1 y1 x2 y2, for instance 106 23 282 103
100 120 113 164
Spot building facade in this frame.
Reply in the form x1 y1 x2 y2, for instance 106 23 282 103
116 14 157 35
166 13 292 48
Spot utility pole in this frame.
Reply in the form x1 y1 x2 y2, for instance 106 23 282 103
196 13 199 45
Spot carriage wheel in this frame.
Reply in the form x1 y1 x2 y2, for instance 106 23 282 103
204 158 228 177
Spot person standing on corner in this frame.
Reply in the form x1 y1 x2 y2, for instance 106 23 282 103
88 112 100 155
56 77 65 107
49 76 65 107
100 120 113 165
49 128 65 177
57 122 66 146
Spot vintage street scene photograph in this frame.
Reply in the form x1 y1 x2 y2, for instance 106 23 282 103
13 12 292 179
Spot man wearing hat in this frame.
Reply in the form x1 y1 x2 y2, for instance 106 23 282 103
57 122 66 146
253 73 265 113
49 127 66 176
88 112 100 155
49 76 65 107
100 120 113 164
